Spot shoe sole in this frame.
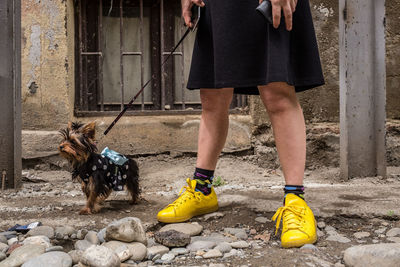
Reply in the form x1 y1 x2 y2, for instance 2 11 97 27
157 205 219 223
281 235 317 248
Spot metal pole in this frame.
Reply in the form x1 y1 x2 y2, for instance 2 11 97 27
0 0 22 189
339 0 386 179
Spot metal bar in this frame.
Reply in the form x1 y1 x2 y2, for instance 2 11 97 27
181 21 185 110
140 0 145 110
160 0 165 110
81 52 103 55
122 52 142 55
162 52 182 56
98 0 104 111
78 0 84 110
82 0 88 110
119 0 124 111
1 171 6 191
339 0 386 179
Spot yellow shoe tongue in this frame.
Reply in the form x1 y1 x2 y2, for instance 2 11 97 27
285 193 303 206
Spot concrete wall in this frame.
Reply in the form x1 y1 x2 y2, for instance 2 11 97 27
20 0 400 158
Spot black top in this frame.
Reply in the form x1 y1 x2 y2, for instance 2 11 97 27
187 0 325 95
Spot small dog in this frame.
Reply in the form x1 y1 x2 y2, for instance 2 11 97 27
58 121 140 215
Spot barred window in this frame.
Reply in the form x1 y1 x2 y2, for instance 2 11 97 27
74 0 247 116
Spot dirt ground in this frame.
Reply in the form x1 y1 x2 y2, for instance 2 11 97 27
1 155 400 266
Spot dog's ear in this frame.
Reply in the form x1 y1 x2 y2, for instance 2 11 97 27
81 121 96 139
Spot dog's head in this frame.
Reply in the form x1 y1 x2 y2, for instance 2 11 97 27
58 121 97 164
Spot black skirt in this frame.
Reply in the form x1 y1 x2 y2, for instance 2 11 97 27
187 0 325 95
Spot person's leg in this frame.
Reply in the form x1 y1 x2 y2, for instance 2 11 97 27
258 82 316 248
157 88 234 223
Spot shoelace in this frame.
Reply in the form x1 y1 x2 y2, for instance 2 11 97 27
167 179 201 208
272 205 306 235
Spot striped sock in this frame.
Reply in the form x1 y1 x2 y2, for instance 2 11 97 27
284 185 305 200
193 167 214 195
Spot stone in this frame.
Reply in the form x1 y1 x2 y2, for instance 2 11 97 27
234 231 248 240
317 229 325 237
344 243 400 267
203 249 223 259
7 237 18 246
46 246 64 252
147 245 169 259
386 228 400 237
160 253 175 263
81 245 120 267
317 221 326 229
114 245 132 262
27 226 55 239
0 235 7 244
74 240 93 251
154 230 190 247
191 233 233 245
209 264 226 267
22 251 72 267
97 228 106 243
68 250 83 265
105 217 146 244
0 243 8 254
387 237 400 243
230 241 249 249
215 242 232 253
170 248 189 255
0 231 17 240
103 241 147 261
0 252 5 261
85 231 99 245
325 226 336 232
223 249 238 258
187 241 216 252
55 226 75 239
254 232 271 242
300 244 318 251
159 223 203 236
0 244 46 267
6 243 21 255
203 212 225 221
326 233 351 243
374 227 387 235
354 232 371 239
255 217 270 224
23 235 51 248
77 229 88 240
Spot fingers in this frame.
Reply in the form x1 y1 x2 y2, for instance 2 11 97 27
259 0 263 4
272 3 282 29
183 10 193 28
290 0 296 12
283 3 293 31
192 0 205 7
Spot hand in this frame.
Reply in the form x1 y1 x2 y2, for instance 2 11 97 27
259 0 297 31
182 0 205 28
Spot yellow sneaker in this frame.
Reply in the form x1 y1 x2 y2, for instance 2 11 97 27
157 178 219 223
272 193 317 248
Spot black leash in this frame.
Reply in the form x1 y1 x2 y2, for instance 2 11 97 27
102 7 201 138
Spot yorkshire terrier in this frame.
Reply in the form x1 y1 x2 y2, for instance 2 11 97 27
58 121 140 215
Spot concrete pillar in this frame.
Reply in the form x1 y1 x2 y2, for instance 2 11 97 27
0 0 22 189
339 0 386 179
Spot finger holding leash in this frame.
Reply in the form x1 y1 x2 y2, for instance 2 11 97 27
182 0 205 28
259 0 297 31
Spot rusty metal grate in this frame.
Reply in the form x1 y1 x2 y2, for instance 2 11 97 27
74 0 247 116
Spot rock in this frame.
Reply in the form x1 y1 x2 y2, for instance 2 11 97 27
234 231 248 240
154 230 190 247
187 241 216 252
215 242 232 253
85 231 99 245
0 231 17 240
223 249 238 258
209 264 226 267
103 241 147 261
0 243 8 253
317 221 326 229
105 217 146 244
203 212 225 221
203 249 223 259
22 251 72 267
0 252 5 261
55 226 75 239
97 228 106 243
147 245 169 259
326 233 351 243
344 243 400 267
7 237 18 246
300 244 318 251
27 226 55 239
0 244 46 267
374 227 387 235
81 245 120 267
74 240 93 251
160 253 175 263
23 236 51 248
170 248 189 255
254 231 271 242
77 229 88 240
317 229 325 237
159 223 203 236
387 237 400 243
191 233 233 245
114 245 133 262
6 243 21 255
354 232 371 239
386 228 400 237
255 217 270 224
0 235 8 244
146 237 156 248
46 246 64 252
325 226 336 232
68 250 83 265
230 241 249 249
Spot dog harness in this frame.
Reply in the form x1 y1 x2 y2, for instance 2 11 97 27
73 154 130 191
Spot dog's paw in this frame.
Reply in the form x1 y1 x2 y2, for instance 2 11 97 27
79 207 92 215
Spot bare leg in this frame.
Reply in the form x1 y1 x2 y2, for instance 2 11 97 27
258 82 306 185
196 88 234 170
